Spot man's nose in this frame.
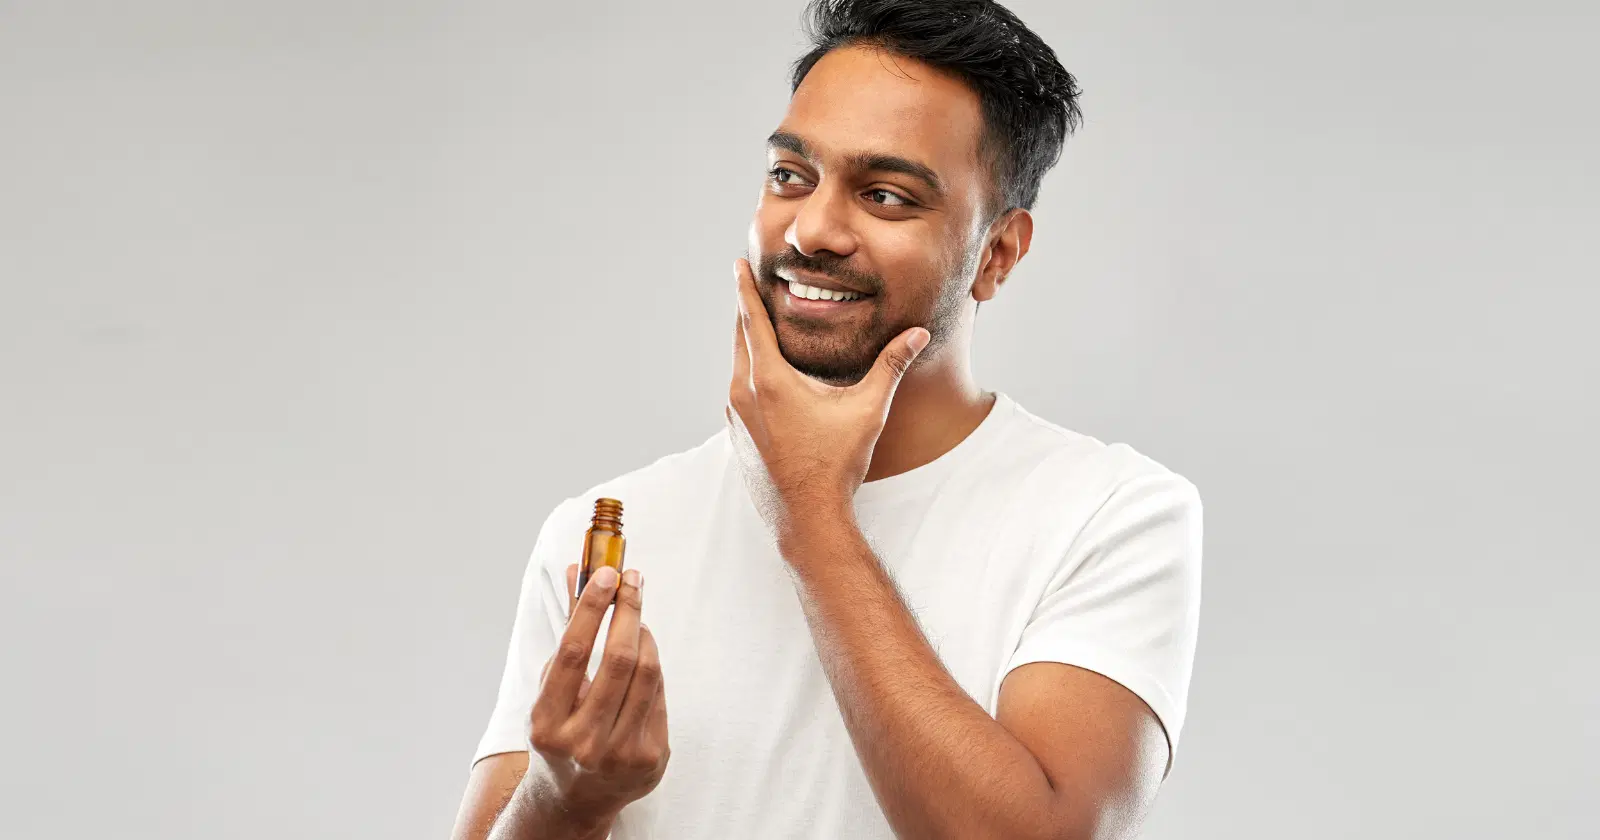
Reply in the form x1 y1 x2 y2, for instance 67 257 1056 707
785 182 858 258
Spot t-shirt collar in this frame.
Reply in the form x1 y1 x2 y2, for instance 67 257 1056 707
850 391 1016 507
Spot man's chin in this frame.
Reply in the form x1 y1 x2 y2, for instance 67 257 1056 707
782 353 874 386
771 326 880 384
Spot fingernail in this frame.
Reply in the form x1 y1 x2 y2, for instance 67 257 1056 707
624 568 641 589
908 328 930 354
594 566 618 589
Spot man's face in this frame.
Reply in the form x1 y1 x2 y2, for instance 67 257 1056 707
748 45 993 386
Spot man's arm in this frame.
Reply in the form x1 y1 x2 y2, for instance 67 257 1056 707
777 519 1167 840
450 753 527 840
449 750 618 840
448 752 534 838
448 751 615 840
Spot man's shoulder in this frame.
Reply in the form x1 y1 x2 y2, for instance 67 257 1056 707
998 401 1202 584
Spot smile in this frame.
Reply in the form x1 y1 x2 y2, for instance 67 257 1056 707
786 280 867 302
779 281 874 317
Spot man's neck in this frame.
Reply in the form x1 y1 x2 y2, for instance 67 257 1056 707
865 360 994 484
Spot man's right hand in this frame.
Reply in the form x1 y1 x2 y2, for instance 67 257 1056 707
521 562 670 829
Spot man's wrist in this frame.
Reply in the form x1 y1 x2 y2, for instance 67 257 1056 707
512 773 617 840
775 496 859 556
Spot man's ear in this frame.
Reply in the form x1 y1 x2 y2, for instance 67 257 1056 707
971 208 1033 303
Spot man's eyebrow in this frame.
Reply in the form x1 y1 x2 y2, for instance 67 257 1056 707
846 152 946 199
766 130 947 200
767 130 811 159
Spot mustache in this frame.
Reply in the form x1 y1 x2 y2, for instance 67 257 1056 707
759 250 883 296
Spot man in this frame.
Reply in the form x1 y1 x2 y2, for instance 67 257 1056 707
451 1 1202 838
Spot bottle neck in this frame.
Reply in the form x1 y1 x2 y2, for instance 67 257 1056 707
590 498 623 535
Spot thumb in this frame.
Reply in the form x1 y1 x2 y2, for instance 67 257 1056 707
866 327 929 392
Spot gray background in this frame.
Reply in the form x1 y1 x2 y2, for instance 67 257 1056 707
2 1 1595 838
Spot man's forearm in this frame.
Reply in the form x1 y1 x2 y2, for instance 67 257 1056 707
485 776 615 840
777 514 1066 840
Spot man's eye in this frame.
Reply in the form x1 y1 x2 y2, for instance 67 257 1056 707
867 189 911 207
769 167 807 186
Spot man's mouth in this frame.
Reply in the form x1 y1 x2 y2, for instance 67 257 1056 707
777 279 875 318
771 268 876 317
785 279 868 302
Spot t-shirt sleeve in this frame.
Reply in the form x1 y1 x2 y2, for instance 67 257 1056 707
1004 468 1203 767
472 500 575 767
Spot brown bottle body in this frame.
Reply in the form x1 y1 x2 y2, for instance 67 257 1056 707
575 498 626 600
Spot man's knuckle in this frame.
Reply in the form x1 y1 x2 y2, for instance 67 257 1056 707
592 747 617 772
622 749 655 773
528 726 565 754
555 641 590 669
603 651 639 678
572 744 603 771
633 657 662 684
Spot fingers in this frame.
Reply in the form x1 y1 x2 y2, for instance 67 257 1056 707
608 623 662 748
538 562 586 685
729 311 750 429
860 326 930 397
646 664 668 745
546 660 592 703
733 258 780 374
732 308 751 387
532 564 619 726
575 567 644 739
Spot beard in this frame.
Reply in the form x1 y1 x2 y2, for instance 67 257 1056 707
752 248 967 387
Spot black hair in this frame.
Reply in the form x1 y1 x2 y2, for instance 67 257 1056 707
790 0 1081 218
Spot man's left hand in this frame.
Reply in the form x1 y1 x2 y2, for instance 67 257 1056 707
725 257 930 539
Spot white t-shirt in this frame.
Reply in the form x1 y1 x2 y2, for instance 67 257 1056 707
474 392 1202 838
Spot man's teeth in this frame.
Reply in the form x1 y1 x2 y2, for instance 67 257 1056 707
787 280 864 302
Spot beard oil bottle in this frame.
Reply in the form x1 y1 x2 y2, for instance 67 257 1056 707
575 497 626 600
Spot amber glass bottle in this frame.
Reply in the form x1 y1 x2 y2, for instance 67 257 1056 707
575 497 626 600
